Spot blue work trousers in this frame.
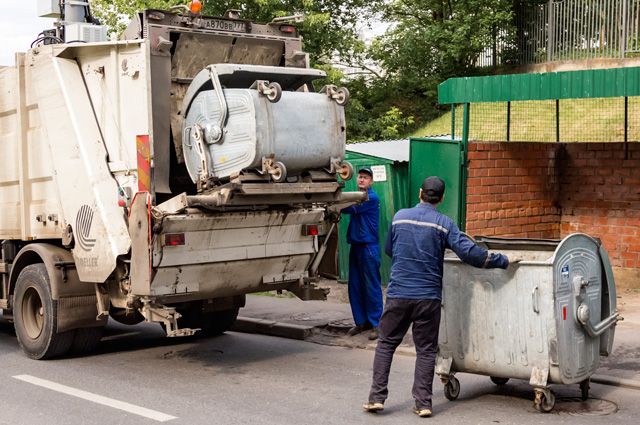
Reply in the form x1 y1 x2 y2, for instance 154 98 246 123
348 244 383 327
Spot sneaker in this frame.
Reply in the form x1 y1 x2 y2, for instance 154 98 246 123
368 327 379 340
347 323 372 336
363 401 384 413
413 406 432 417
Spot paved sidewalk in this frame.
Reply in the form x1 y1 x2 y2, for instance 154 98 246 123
233 282 640 388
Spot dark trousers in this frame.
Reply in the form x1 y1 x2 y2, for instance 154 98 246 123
348 244 383 327
369 298 441 409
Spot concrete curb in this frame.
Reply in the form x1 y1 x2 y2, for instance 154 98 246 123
591 374 640 391
232 316 314 340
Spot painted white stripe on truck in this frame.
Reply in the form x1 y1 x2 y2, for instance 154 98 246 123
13 375 177 422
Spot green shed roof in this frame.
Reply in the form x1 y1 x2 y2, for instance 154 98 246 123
438 66 640 104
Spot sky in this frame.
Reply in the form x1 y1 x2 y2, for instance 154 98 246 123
0 2 55 66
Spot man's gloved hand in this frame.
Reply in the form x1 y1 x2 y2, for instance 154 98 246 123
506 254 523 265
326 210 341 223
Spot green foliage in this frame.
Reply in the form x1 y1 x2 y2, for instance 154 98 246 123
344 77 417 142
373 1 513 82
91 1 175 34
346 0 520 140
90 0 377 64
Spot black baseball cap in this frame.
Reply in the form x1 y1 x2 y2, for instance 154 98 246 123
421 176 445 199
358 167 373 177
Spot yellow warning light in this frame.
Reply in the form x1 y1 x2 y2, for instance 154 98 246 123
189 0 203 15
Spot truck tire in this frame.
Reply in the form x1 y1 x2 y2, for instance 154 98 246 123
13 264 74 359
110 308 145 326
69 327 104 356
202 308 240 337
173 304 239 338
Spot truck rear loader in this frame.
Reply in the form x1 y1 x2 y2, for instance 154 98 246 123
0 4 362 359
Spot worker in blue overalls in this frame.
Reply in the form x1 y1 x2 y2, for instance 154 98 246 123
341 167 383 341
362 176 517 418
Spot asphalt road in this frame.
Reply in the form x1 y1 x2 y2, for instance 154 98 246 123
0 319 637 425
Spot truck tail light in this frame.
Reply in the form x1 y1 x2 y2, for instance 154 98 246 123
164 233 185 246
279 25 296 34
302 224 319 236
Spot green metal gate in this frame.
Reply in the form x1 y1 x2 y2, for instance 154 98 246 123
408 136 467 230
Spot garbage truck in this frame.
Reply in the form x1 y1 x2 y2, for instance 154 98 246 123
0 3 363 359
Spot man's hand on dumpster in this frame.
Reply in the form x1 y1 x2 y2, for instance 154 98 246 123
506 254 523 265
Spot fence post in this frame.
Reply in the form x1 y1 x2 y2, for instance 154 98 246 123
506 101 511 142
556 99 560 143
547 0 554 62
622 0 629 57
624 96 629 159
451 104 456 139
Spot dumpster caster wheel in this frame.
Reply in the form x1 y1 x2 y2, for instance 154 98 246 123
490 376 509 386
444 376 460 401
580 379 590 401
334 87 350 106
265 82 282 103
534 389 555 413
269 161 287 182
338 161 354 180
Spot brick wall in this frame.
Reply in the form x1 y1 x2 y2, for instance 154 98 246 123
466 142 562 238
559 143 640 268
466 142 640 269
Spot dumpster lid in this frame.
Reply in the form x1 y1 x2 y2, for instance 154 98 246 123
474 236 560 252
211 64 326 90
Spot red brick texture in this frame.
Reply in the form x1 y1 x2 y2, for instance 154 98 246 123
466 142 640 268
466 142 561 239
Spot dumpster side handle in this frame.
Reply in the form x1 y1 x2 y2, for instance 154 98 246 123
577 304 623 338
532 286 540 313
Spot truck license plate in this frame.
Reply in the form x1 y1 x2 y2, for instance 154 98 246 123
202 19 248 33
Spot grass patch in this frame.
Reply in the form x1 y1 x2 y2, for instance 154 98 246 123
409 97 640 142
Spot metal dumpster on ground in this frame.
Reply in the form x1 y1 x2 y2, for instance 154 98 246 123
436 234 622 412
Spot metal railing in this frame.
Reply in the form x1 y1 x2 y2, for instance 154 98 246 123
476 0 640 67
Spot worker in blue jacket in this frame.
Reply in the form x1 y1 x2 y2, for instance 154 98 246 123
362 176 517 418
341 167 383 340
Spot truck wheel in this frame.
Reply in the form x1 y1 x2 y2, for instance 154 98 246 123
110 308 145 326
201 308 240 336
69 327 104 356
490 376 509 386
13 264 74 359
171 305 239 338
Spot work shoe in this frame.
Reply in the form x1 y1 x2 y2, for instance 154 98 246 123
368 327 379 340
363 401 384 413
347 323 372 336
413 406 432 418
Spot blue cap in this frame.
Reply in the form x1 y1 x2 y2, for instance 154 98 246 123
358 167 373 177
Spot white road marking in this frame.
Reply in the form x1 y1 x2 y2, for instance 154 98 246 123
13 375 177 422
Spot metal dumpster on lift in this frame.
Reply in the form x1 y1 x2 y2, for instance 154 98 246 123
435 233 622 412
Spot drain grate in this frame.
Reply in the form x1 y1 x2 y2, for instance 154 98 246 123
555 397 618 416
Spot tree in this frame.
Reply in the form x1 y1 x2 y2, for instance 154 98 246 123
357 0 516 129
